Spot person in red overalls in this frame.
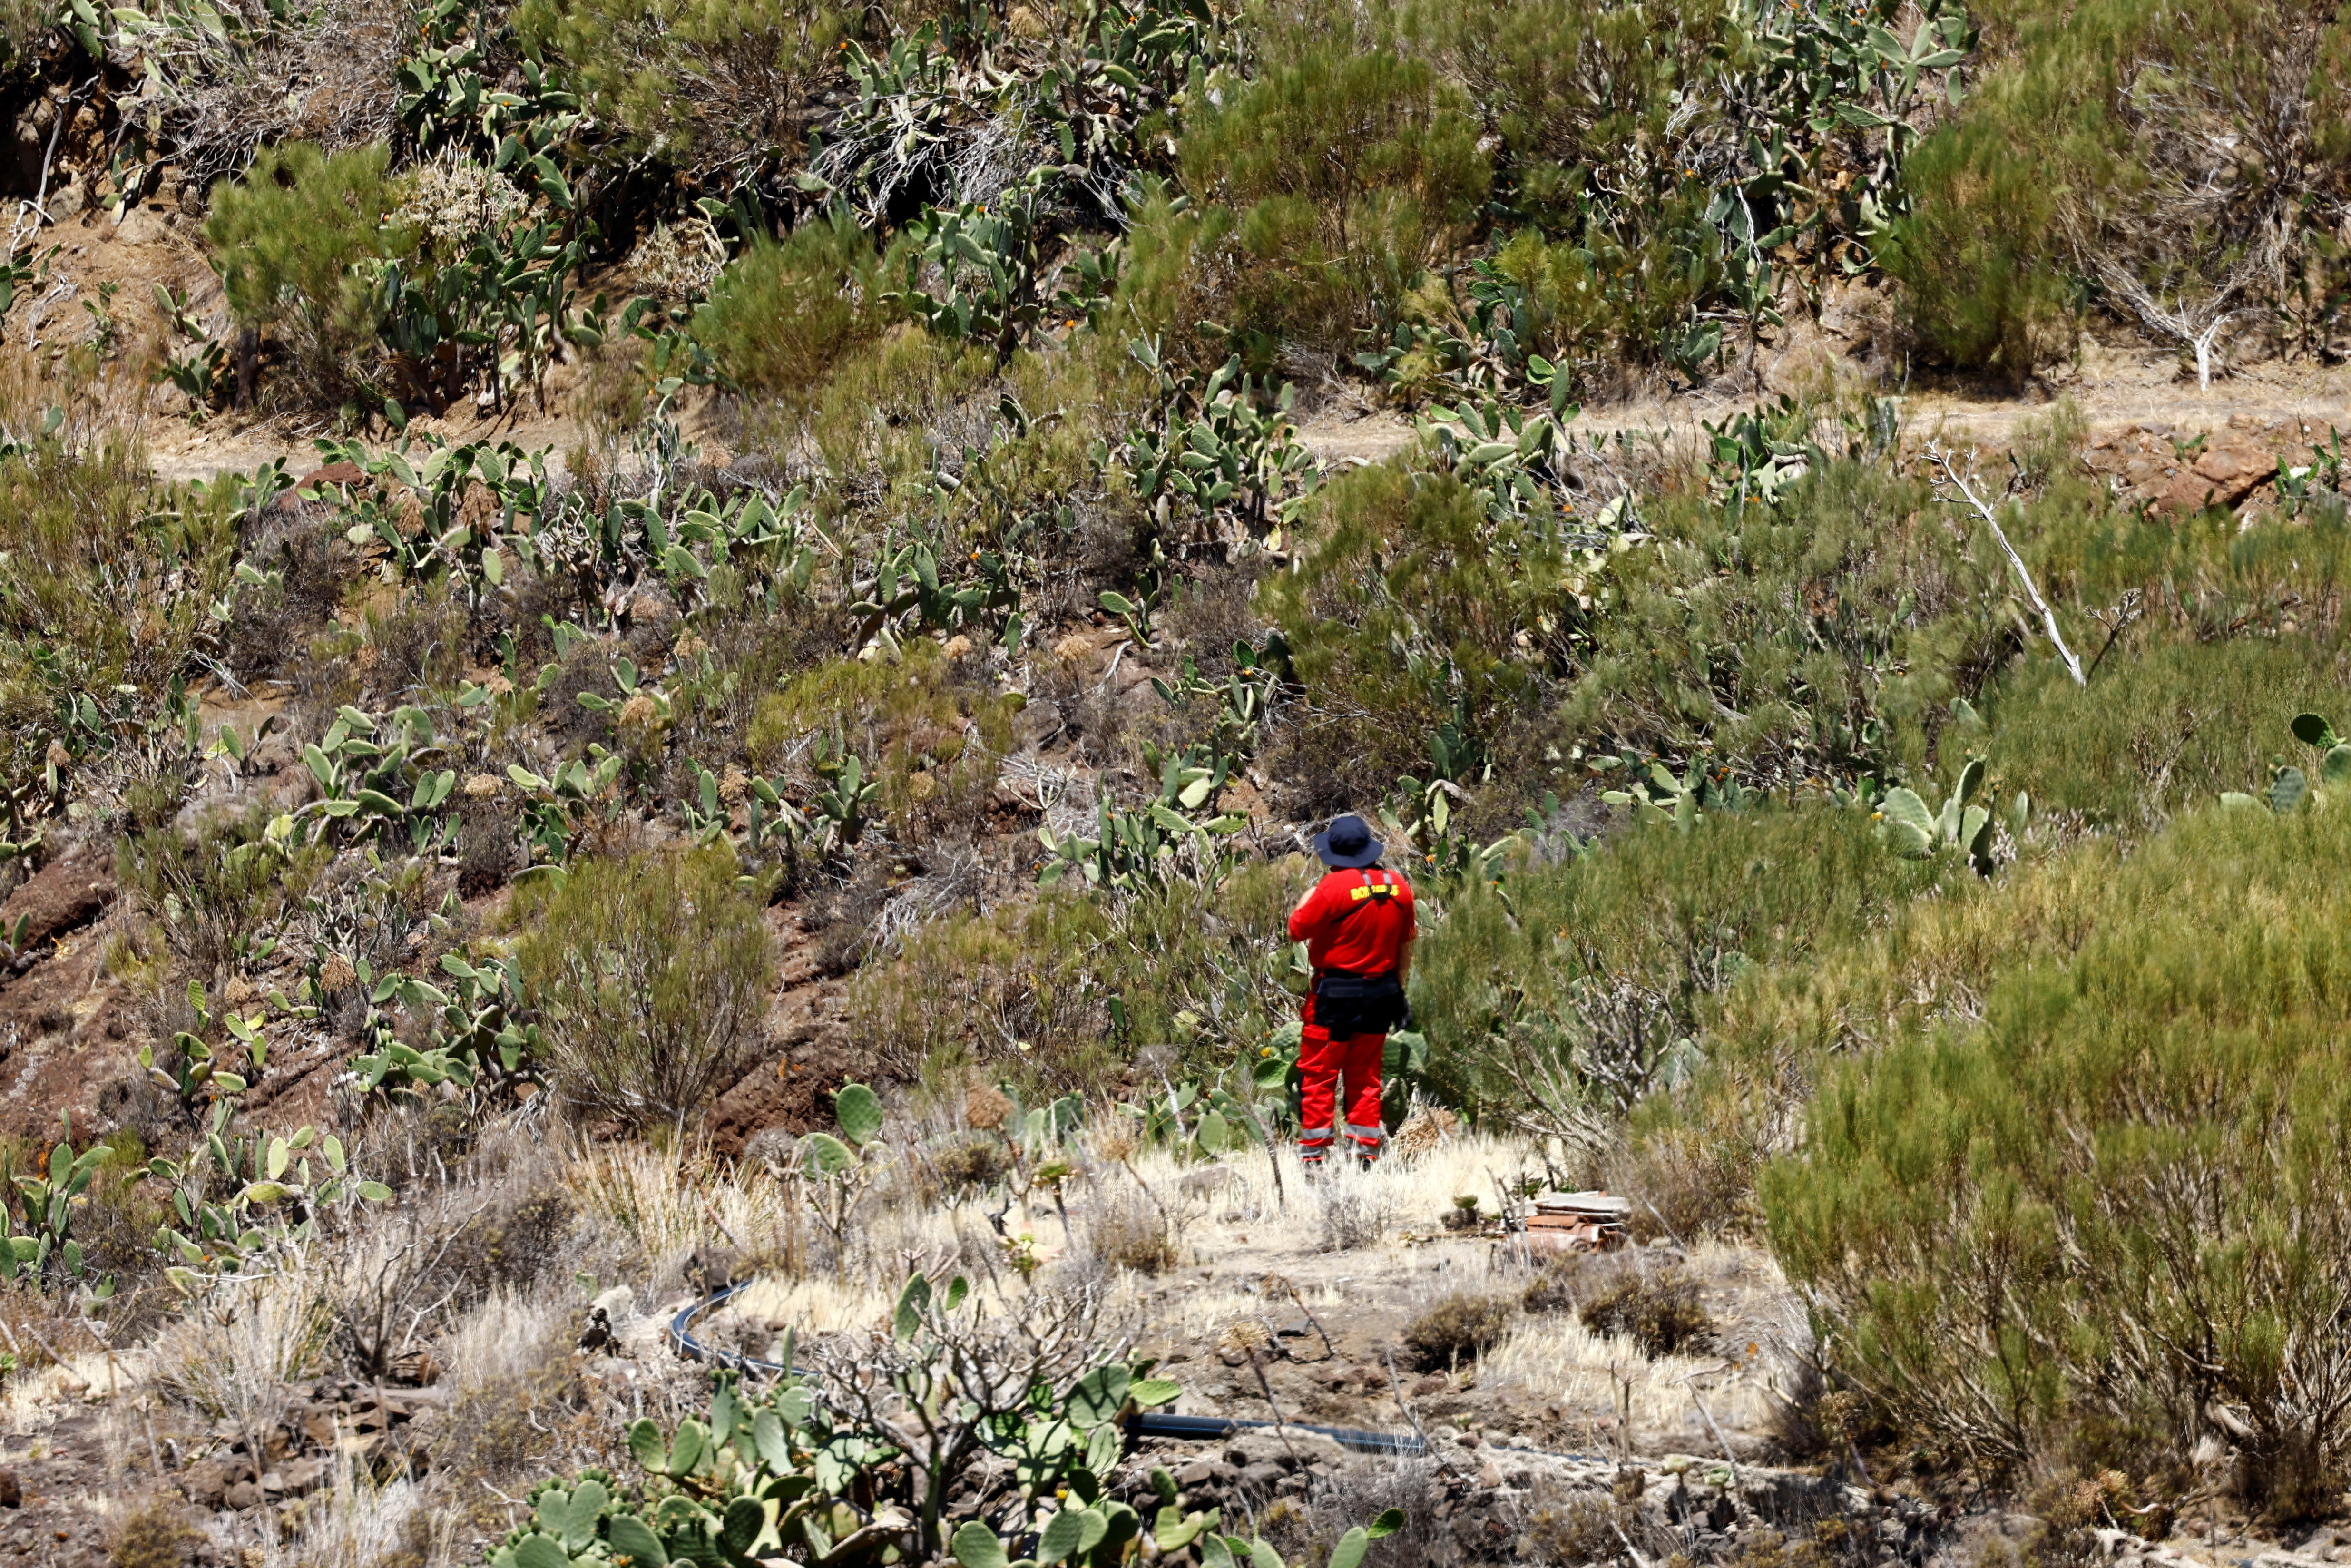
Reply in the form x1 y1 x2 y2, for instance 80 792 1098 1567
1288 813 1416 1170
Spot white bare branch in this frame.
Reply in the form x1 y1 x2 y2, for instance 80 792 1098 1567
1926 448 2086 686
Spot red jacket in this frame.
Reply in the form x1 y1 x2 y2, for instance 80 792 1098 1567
1288 866 1416 976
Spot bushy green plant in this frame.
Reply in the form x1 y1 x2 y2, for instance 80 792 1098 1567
1178 43 1488 350
1555 448 2003 793
1259 458 1575 811
517 848 774 1135
1880 117 2067 376
693 211 882 402
0 441 241 783
1415 805 1950 1137
205 142 410 401
1403 0 1747 232
1764 802 2351 1509
1984 639 2343 828
855 858 1311 1093
514 0 842 168
118 807 308 982
744 641 1019 846
1887 0 2351 376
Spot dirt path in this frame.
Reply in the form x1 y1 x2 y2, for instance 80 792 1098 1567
1292 341 2351 470
117 332 2351 490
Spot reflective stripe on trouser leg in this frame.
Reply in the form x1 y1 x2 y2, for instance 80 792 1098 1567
1342 1031 1385 1157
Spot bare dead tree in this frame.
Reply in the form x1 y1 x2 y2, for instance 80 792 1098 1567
800 1277 1125 1556
2098 257 2259 392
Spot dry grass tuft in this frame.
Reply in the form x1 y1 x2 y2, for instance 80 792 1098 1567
1577 1264 1715 1359
1402 1290 1517 1369
1087 1188 1180 1277
106 1494 206 1568
151 1267 330 1433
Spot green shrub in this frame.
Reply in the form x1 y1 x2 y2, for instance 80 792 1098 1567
1888 0 2351 375
1415 805 1952 1132
1881 116 2068 377
1106 184 1233 352
1397 0 1747 379
1405 0 1746 225
1557 450 2000 792
1984 638 2347 829
517 848 774 1135
852 858 1311 1093
1764 802 2351 1507
204 142 409 402
515 0 842 167
0 442 240 783
1259 459 1573 810
692 211 882 402
118 809 317 985
807 324 996 482
1474 217 1725 387
1178 43 1488 349
1554 443 2351 809
744 641 1019 845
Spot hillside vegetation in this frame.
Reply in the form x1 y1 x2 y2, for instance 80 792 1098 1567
0 0 2348 1563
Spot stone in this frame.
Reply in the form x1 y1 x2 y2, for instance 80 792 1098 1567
0 843 115 952
0 1469 20 1508
2155 439 2277 515
116 204 167 246
1175 1459 1216 1486
1410 1374 1447 1397
224 1481 260 1510
279 1457 328 1496
178 1461 231 1509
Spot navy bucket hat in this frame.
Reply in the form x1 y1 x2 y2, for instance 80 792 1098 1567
1312 813 1384 869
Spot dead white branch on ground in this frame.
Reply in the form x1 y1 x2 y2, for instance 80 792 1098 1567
1927 448 2086 686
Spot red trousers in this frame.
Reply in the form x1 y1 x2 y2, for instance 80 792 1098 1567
1298 1023 1384 1163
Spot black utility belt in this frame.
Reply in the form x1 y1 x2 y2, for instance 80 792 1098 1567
1311 970 1407 1040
